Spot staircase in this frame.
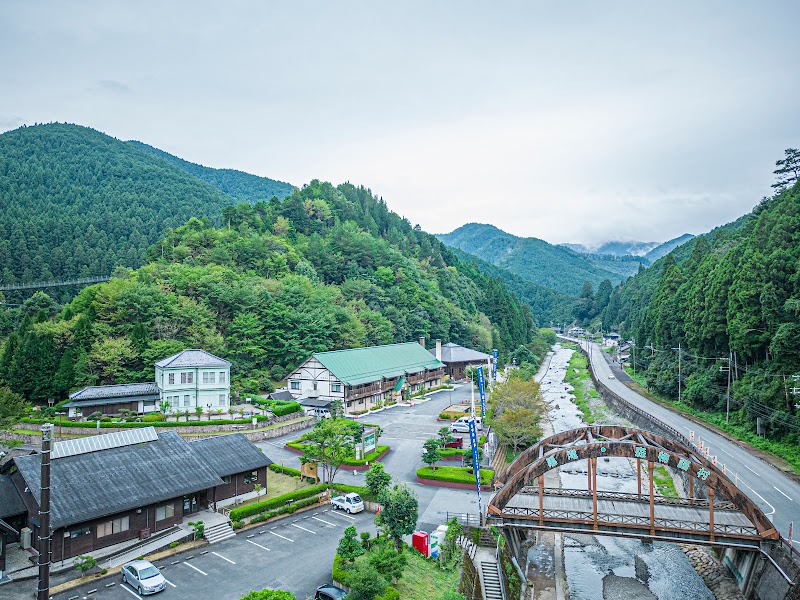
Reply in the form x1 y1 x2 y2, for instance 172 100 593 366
203 520 236 544
480 560 504 600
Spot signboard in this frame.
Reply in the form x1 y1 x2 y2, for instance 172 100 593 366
492 349 498 381
468 417 482 516
363 430 376 453
476 366 486 418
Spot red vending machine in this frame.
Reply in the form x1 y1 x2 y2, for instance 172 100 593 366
411 530 429 557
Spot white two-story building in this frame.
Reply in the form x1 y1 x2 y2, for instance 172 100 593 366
64 349 231 418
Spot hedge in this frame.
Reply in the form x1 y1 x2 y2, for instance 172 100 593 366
249 496 320 523
332 554 348 584
268 464 302 477
342 445 389 466
229 484 328 521
416 466 494 486
19 415 293 428
330 483 374 503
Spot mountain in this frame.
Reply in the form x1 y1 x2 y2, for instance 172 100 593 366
562 240 661 256
642 233 695 263
601 181 799 440
437 223 624 295
0 123 254 292
128 141 294 203
0 180 539 403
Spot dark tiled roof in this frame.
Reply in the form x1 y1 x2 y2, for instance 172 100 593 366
0 474 26 519
155 349 231 369
189 434 273 478
63 395 160 409
14 431 223 529
68 382 159 401
431 342 491 364
269 390 295 401
298 397 332 408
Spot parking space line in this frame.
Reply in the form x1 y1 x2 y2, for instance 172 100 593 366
212 551 236 564
184 562 208 575
312 516 336 526
291 523 316 534
163 578 177 588
328 510 356 520
120 583 143 599
246 539 271 551
270 531 294 542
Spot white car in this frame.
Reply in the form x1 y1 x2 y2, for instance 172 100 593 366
121 560 166 595
608 374 615 379
330 492 364 514
450 416 483 433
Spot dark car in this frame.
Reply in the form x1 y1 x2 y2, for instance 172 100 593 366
315 584 347 600
443 436 463 449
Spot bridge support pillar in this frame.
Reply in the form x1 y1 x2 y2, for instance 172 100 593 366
636 458 641 498
708 488 715 543
592 457 598 530
689 473 694 500
538 475 544 526
648 460 655 536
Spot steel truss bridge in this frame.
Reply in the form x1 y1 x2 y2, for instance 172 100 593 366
488 426 779 550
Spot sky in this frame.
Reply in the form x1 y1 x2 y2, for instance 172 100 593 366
2 1 799 246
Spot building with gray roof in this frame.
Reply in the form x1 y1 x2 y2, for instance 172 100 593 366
428 339 491 381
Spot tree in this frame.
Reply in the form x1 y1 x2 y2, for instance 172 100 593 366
195 406 203 420
343 562 388 600
368 541 407 582
238 590 296 600
493 407 542 451
159 400 171 417
0 386 27 427
337 525 365 563
303 418 360 484
330 398 345 420
376 484 418 550
441 517 463 566
437 426 455 447
365 462 392 498
422 438 443 470
772 148 800 192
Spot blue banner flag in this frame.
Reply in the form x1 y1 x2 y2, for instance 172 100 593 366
468 417 482 514
477 366 486 417
492 349 498 381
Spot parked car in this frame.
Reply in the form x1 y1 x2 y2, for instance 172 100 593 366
330 492 364 514
315 584 347 600
450 416 483 433
443 436 463 449
608 374 615 379
305 407 332 419
121 560 166 595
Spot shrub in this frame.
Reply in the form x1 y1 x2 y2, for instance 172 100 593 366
332 554 349 584
376 587 400 600
74 554 97 575
342 446 390 466
142 413 164 422
169 541 180 549
229 485 327 521
331 483 375 503
416 466 493 487
269 464 302 477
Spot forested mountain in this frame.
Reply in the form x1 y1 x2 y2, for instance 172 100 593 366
0 123 252 293
601 181 799 441
643 233 695 263
563 240 660 256
128 141 294 203
0 181 537 403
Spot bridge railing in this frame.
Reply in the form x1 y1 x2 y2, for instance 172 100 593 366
517 487 737 510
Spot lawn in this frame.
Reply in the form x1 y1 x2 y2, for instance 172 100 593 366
393 547 460 599
233 471 311 510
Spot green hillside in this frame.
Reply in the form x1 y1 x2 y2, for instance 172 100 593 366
0 123 245 291
128 140 294 203
0 180 538 403
437 223 623 295
602 180 799 443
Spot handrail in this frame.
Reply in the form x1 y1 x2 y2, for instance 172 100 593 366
496 537 508 600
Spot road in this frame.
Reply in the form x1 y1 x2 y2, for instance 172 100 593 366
571 337 799 542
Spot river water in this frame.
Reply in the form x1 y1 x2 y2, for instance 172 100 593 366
530 345 714 600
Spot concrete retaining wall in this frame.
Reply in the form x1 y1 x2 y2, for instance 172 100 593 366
416 475 491 491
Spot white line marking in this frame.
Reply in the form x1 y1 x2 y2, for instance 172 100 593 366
312 516 336 526
328 509 356 520
212 551 236 564
737 478 777 516
246 539 271 551
183 562 208 576
291 523 316 534
744 464 760 476
773 486 793 501
269 531 294 542
120 584 143 599
163 578 177 588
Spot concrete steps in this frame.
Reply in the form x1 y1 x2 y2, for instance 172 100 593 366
480 560 504 600
204 521 236 544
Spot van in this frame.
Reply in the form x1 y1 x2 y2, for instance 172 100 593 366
304 407 332 419
450 416 483 433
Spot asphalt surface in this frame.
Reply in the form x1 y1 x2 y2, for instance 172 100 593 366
573 338 800 543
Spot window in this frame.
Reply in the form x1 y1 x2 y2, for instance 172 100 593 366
219 372 226 383
312 382 318 391
97 516 129 538
168 373 175 385
181 372 194 384
68 526 91 539
331 383 341 393
219 394 226 405
290 381 300 390
222 475 232 484
183 395 190 407
156 503 175 521
244 471 258 484
203 372 216 384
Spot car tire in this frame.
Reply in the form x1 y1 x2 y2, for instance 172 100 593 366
345 507 351 514
138 586 143 595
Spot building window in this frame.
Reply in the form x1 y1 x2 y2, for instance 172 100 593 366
68 526 91 539
183 395 190 407
97 516 130 538
359 399 365 404
244 471 258 484
219 393 226 405
168 373 175 385
290 381 300 390
181 372 194 384
219 372 226 383
156 504 175 521
222 475 232 484
203 372 216 384
331 383 341 393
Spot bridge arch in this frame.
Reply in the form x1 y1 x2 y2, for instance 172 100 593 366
489 426 778 542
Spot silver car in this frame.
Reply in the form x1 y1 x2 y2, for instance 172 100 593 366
121 559 167 595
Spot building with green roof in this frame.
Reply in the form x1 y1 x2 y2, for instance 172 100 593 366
286 342 446 415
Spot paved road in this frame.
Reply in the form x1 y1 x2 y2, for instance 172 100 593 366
572 338 800 543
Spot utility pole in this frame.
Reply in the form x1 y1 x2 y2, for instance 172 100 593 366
672 343 682 403
37 423 53 600
632 342 636 376
725 352 732 423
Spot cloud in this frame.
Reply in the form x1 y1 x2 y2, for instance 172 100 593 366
93 80 132 95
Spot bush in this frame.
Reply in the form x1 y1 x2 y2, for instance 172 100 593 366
169 541 180 549
268 401 302 417
229 484 327 521
332 554 349 584
416 466 493 487
342 445 390 466
270 365 287 381
331 483 375 503
376 587 400 600
269 464 302 477
142 413 164 422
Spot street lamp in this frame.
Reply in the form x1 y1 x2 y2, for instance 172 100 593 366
206 403 212 421
55 412 66 439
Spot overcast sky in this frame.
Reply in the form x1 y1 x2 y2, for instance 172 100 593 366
2 2 798 246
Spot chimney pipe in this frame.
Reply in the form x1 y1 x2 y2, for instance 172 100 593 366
37 423 53 600
419 337 425 348
436 339 442 361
